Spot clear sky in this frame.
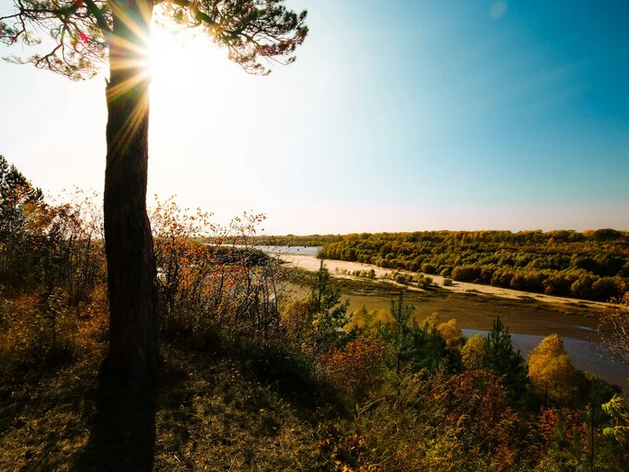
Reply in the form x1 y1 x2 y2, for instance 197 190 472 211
1 0 629 235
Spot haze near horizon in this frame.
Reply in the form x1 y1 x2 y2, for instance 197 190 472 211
1 0 628 235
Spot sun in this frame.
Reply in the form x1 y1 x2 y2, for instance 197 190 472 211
146 25 264 216
149 27 211 94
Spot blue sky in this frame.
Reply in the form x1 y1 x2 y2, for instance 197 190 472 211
1 0 628 234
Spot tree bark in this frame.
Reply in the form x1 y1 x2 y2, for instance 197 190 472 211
103 0 157 394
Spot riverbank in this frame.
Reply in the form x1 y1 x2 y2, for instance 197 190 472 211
276 253 606 311
273 252 629 392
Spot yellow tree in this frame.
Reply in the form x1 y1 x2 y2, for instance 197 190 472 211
437 318 464 350
1 0 307 394
461 333 485 370
528 333 576 402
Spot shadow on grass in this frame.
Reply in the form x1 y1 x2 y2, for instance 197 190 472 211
234 340 348 419
72 369 157 472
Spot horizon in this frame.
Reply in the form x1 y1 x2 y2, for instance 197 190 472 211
2 1 629 234
241 227 629 238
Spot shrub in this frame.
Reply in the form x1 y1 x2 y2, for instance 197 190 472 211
452 265 482 283
416 274 433 289
437 319 464 351
321 338 386 403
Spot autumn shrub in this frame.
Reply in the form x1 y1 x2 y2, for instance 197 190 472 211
320 337 386 403
346 305 375 332
0 291 77 368
591 276 626 301
534 407 595 471
151 198 286 343
336 371 526 472
452 265 482 283
0 181 106 369
426 370 524 470
510 274 528 291
492 269 515 288
570 274 597 299
437 318 464 351
280 297 312 345
416 274 433 289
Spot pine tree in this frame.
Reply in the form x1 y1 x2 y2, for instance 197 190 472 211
2 1 307 394
483 317 528 399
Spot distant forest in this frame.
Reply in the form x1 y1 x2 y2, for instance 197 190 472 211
246 234 344 247
263 230 629 302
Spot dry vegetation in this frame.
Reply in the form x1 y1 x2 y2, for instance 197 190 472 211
2 156 629 471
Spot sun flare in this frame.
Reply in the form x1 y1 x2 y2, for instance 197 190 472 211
146 26 263 215
149 28 210 90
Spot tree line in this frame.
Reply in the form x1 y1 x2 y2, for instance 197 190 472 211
244 233 345 247
317 230 629 301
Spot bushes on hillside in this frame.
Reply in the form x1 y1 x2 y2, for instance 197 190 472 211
3 157 629 471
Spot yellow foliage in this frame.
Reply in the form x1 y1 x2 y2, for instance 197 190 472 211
461 334 485 370
528 334 576 402
347 306 374 331
370 309 396 330
424 312 440 329
437 318 464 350
281 298 311 343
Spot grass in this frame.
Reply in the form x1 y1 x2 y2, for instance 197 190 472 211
154 343 331 471
0 339 338 472
0 355 96 471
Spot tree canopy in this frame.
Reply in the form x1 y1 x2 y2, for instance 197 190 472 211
528 333 576 402
1 0 308 79
0 154 43 241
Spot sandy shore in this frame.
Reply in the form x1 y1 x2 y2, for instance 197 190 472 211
276 253 607 311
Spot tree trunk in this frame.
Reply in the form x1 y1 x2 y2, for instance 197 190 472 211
103 0 157 394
